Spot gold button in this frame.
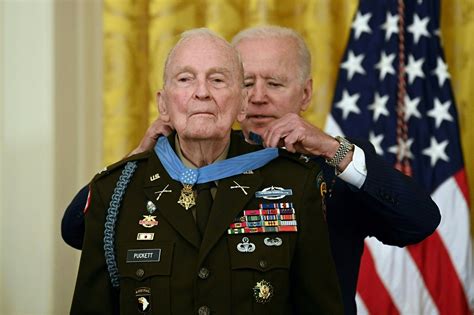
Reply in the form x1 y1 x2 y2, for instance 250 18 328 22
136 268 145 278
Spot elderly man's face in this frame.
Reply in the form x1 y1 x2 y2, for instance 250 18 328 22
235 37 312 137
159 36 245 141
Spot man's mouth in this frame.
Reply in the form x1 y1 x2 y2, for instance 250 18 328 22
247 115 275 120
191 112 214 117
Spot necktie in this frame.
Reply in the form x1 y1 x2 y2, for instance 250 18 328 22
195 182 214 236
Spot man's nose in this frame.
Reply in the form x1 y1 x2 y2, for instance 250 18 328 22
194 80 211 100
249 81 267 105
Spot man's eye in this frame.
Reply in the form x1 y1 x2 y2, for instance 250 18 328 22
178 77 191 82
268 82 282 87
212 78 224 83
244 81 254 88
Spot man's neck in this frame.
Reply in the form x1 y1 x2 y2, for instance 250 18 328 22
176 135 230 168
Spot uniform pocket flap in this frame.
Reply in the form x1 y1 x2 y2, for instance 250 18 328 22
117 241 174 281
227 235 290 271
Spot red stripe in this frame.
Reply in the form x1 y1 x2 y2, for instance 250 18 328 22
83 187 91 214
454 169 470 207
357 244 400 315
408 232 470 315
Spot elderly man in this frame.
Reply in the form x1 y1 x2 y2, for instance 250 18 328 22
70 29 343 314
65 26 440 314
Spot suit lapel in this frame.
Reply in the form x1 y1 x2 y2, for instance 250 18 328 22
143 147 201 249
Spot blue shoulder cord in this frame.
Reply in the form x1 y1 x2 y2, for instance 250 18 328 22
104 161 138 288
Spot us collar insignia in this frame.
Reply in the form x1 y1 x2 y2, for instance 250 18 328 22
139 215 158 228
255 186 293 200
149 173 160 182
253 280 273 303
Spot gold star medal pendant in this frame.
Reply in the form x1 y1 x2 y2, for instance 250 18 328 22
177 169 198 210
178 184 196 210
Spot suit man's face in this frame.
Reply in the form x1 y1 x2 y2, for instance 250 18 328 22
235 37 312 137
159 36 246 142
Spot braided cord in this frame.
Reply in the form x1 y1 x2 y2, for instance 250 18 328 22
395 0 412 176
104 161 138 288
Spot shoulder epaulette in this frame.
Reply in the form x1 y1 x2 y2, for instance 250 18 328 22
92 150 152 181
278 149 320 169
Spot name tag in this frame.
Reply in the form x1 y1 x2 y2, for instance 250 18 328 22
126 249 161 263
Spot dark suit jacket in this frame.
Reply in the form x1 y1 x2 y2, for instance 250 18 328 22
71 132 344 315
319 138 440 314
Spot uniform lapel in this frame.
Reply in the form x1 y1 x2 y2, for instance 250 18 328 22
198 171 263 263
197 132 265 263
143 145 201 249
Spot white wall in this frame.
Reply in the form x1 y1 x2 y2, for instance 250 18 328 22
0 1 102 314
0 1 4 310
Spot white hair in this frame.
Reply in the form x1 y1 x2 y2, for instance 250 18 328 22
163 28 243 85
231 25 311 82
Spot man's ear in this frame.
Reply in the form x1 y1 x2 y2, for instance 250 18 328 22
157 91 170 122
300 78 313 112
236 89 248 123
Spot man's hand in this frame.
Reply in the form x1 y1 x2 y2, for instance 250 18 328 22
261 113 353 171
128 117 174 156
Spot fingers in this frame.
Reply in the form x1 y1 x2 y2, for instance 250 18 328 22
150 118 174 138
283 130 302 153
262 113 300 149
261 113 328 156
161 124 174 136
129 119 175 156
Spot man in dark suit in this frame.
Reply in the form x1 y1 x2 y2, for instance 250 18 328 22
71 28 344 315
65 26 440 314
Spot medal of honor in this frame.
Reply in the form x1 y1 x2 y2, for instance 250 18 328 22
177 184 196 210
155 137 279 211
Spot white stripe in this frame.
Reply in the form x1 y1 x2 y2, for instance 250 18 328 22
366 238 439 315
431 177 474 309
355 293 369 315
324 115 345 137
325 115 474 312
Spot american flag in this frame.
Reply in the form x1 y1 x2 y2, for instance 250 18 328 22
325 0 474 314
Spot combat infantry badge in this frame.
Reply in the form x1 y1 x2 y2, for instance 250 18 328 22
178 184 196 210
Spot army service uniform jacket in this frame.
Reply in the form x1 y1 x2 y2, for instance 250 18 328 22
71 132 344 315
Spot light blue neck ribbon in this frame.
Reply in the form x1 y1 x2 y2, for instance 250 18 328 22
155 136 279 185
